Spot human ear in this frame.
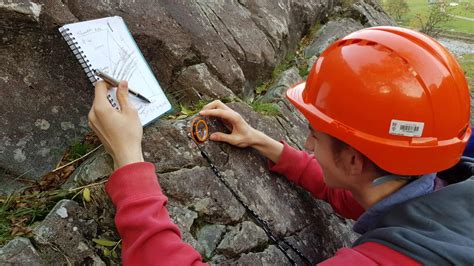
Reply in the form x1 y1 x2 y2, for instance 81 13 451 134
340 147 364 176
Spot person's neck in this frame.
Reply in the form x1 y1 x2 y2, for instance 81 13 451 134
350 177 410 210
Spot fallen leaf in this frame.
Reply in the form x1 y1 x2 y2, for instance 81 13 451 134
92 238 118 247
83 188 91 202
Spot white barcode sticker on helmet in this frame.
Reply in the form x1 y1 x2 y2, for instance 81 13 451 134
389 119 424 137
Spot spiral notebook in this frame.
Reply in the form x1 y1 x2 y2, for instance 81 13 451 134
59 16 172 126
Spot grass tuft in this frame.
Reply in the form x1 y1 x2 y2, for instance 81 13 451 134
249 101 281 116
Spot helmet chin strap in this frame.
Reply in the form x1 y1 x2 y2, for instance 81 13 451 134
372 174 418 186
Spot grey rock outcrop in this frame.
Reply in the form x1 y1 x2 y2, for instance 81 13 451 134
0 237 42 265
32 200 104 265
304 18 365 58
0 0 337 179
174 63 237 103
0 1 92 179
159 166 246 224
351 0 396 27
216 221 268 257
261 67 304 103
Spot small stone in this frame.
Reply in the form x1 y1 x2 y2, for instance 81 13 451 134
51 106 59 113
56 206 68 218
13 148 26 163
229 245 288 265
60 121 75 130
197 224 226 258
77 241 89 252
209 254 228 265
216 221 268 256
34 119 50 130
193 198 212 213
0 237 42 265
168 202 198 231
70 148 114 185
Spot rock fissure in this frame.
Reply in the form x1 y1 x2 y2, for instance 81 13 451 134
203 2 248 64
155 163 203 175
234 0 279 56
276 115 302 149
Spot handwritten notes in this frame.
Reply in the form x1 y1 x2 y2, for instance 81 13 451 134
59 16 171 125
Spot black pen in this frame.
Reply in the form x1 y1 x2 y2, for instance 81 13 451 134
93 69 152 103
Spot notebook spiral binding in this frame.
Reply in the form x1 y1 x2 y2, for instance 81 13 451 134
59 27 119 110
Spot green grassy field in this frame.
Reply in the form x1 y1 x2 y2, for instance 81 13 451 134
397 0 474 34
388 0 474 90
459 53 474 90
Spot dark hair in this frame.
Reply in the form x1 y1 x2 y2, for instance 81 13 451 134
328 135 390 176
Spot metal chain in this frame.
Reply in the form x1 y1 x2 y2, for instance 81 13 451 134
189 137 312 265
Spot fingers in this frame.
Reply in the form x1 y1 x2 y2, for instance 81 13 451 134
210 132 234 144
116 80 131 111
201 100 231 111
87 109 97 127
88 109 113 154
93 81 112 110
200 108 239 125
88 110 103 137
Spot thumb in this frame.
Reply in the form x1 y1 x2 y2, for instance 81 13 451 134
116 80 130 110
210 132 234 144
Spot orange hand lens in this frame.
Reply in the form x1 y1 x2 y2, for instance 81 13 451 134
190 116 209 143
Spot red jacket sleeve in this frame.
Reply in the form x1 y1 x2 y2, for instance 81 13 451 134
105 162 207 266
318 242 421 266
269 142 364 220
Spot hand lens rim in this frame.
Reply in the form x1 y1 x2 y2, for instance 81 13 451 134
190 116 209 143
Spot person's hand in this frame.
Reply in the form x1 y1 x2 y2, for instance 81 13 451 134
88 80 144 169
199 100 284 163
199 100 259 148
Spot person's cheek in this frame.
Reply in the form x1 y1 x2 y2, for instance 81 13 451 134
305 134 319 154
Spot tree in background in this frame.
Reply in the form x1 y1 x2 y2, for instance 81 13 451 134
384 0 409 21
412 2 452 37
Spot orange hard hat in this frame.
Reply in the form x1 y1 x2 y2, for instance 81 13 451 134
287 26 471 175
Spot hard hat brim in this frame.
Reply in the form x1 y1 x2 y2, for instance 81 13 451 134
286 81 334 129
